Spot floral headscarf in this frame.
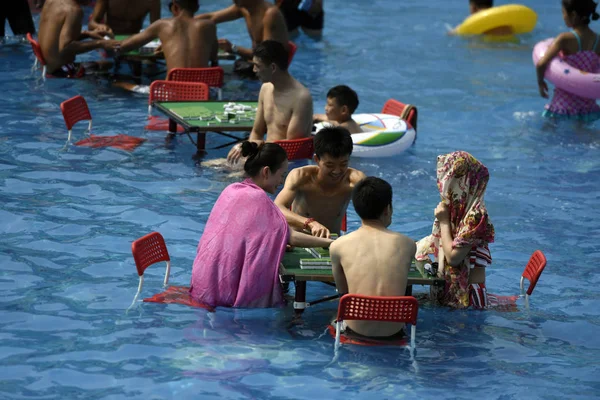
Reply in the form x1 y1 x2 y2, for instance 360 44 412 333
416 151 495 261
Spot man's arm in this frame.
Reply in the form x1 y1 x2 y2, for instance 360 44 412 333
88 0 111 33
195 5 243 23
150 0 161 23
118 21 162 53
262 7 289 45
60 8 113 57
274 170 329 237
330 241 349 294
205 22 219 67
286 90 313 139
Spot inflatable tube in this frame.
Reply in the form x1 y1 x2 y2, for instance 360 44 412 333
455 4 537 35
314 114 416 158
533 38 600 100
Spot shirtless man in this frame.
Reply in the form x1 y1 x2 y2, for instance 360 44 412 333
226 40 312 164
274 127 366 237
88 0 161 36
114 0 218 73
330 177 416 338
38 0 117 77
195 0 289 61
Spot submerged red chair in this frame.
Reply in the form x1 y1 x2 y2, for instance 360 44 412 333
381 98 418 132
26 33 47 79
333 294 419 351
60 95 146 150
520 250 547 300
288 41 298 67
146 80 210 132
167 67 225 100
274 137 314 160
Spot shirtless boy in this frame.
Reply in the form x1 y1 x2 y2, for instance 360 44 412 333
274 126 366 237
313 85 362 134
38 0 117 77
227 40 312 164
88 0 161 36
330 177 416 338
114 0 218 73
195 0 289 61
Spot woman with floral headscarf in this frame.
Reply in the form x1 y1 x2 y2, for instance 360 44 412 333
415 151 495 309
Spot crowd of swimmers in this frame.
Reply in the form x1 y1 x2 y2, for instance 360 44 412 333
2 0 599 339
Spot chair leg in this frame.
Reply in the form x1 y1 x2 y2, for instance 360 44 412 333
126 276 144 313
410 325 416 350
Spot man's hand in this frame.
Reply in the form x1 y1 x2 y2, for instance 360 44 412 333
308 220 330 238
227 143 244 165
93 24 114 38
218 38 233 53
434 202 450 224
101 40 121 52
84 30 108 40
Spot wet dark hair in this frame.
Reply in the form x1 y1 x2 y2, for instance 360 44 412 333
241 141 287 177
562 0 600 24
469 0 493 8
352 177 392 220
172 0 199 12
253 40 289 71
314 126 353 159
327 85 359 114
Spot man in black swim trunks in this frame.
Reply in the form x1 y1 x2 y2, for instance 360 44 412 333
0 0 36 37
276 0 323 39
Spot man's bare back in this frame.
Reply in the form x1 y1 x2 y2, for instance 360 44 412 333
118 11 217 72
89 0 161 35
38 0 115 74
331 226 416 337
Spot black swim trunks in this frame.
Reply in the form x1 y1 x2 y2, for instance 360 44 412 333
338 321 406 342
49 63 86 79
0 0 35 37
278 0 324 32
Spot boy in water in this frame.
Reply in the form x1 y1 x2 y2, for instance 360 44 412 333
449 0 513 36
330 177 416 339
313 85 362 134
274 126 366 237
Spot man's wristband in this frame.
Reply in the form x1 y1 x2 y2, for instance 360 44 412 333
303 218 315 231
231 44 238 54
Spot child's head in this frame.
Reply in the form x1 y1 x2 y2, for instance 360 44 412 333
352 177 393 225
324 85 359 123
314 126 353 183
562 0 599 27
469 0 493 14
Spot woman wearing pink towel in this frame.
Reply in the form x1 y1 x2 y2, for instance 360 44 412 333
190 141 333 308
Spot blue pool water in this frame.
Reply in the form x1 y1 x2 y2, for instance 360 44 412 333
2 0 600 398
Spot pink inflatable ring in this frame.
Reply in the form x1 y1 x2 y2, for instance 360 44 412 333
532 38 600 100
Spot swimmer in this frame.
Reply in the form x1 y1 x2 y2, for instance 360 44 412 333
313 85 362 134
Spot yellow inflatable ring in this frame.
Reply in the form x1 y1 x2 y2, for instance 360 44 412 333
455 4 537 35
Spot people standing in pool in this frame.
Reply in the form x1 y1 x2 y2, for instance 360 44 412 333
313 85 362 134
449 0 513 36
195 0 289 78
38 0 117 78
88 0 161 37
276 0 324 39
1 0 36 38
189 142 333 308
536 0 600 121
275 127 366 237
330 177 415 339
227 40 313 165
415 151 495 309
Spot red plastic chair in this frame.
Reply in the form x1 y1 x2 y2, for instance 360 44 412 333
520 250 547 299
341 214 347 233
146 80 210 132
167 67 225 100
128 232 172 310
61 95 93 142
26 33 47 79
334 294 419 351
381 98 418 131
288 41 297 67
274 137 314 160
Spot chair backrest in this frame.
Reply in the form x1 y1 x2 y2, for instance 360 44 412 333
131 231 171 277
288 41 297 67
381 98 418 131
60 95 92 131
26 33 46 66
167 67 225 88
521 250 547 296
274 137 314 160
148 81 210 105
336 294 418 325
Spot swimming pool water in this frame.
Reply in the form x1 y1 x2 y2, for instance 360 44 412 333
1 0 599 399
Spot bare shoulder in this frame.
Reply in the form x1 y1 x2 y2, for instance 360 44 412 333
393 232 417 251
195 18 216 31
264 4 285 21
330 233 352 253
288 166 318 188
348 168 367 185
293 82 312 104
